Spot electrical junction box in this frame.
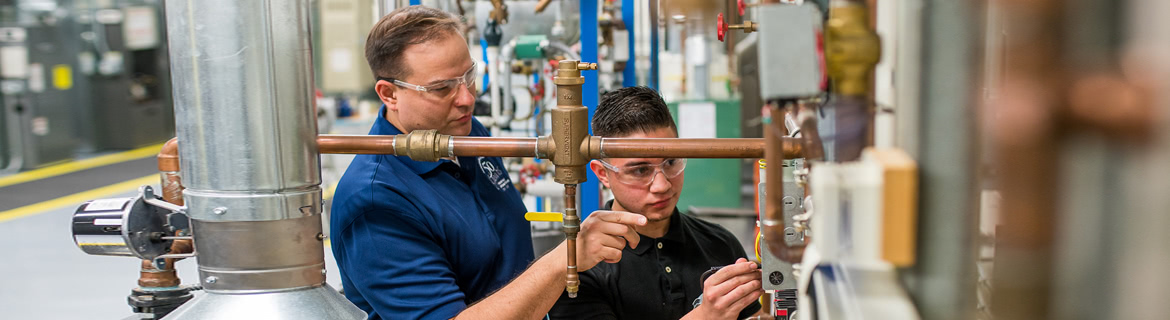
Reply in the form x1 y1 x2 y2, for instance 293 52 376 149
757 3 823 100
758 159 804 291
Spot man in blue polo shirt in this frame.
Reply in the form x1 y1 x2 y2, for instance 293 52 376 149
330 6 647 320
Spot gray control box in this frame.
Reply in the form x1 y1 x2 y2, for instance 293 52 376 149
758 4 823 100
759 159 804 291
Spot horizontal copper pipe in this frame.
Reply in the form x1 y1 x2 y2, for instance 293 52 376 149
599 138 797 159
317 135 396 154
318 135 801 160
453 137 538 158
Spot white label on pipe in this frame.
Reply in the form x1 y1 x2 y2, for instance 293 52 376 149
86 198 133 211
93 218 123 226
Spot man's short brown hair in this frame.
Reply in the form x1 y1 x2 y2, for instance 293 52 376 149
365 6 463 80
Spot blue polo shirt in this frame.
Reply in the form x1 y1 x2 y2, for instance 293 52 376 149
331 106 534 320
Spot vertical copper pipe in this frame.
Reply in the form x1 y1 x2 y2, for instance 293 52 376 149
159 138 184 206
563 184 580 298
764 105 806 263
990 0 1062 319
139 138 186 288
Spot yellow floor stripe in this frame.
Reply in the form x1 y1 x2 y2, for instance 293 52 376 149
0 143 163 188
323 182 339 201
0 174 157 223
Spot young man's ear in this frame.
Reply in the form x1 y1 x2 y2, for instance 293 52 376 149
375 79 399 111
590 160 611 189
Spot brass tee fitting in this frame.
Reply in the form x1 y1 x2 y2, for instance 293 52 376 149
544 60 597 185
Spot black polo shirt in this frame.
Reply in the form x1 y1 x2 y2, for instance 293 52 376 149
548 200 761 320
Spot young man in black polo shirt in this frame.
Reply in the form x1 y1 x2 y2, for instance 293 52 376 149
549 87 763 320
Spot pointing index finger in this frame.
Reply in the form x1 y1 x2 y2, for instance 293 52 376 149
594 210 648 226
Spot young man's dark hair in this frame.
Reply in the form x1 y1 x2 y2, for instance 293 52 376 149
364 6 463 80
592 86 678 137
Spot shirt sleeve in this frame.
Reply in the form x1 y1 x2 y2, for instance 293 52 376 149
337 209 466 320
547 268 618 320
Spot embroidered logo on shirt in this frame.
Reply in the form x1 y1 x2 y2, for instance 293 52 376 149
479 157 511 191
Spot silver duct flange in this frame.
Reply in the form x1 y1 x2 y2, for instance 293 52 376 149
162 285 364 320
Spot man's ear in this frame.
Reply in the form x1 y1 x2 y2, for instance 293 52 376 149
375 80 399 111
590 160 611 189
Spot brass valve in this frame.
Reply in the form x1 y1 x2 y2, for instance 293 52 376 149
824 2 881 97
489 0 508 24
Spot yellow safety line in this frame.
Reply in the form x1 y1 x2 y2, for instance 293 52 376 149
0 174 158 223
0 143 163 188
322 182 339 201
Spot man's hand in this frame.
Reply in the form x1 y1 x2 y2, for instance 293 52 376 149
575 210 646 271
684 258 763 320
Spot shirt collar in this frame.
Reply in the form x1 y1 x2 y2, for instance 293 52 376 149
372 105 476 175
602 199 687 255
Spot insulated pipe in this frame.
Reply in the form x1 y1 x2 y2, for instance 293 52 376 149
162 0 362 318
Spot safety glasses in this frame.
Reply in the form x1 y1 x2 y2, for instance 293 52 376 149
597 158 687 186
377 61 478 101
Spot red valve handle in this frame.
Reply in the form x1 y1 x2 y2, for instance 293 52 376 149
737 0 746 16
717 13 726 42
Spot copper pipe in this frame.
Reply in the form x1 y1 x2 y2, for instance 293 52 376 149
534 0 552 13
138 259 180 288
453 137 538 158
562 184 580 298
990 0 1062 318
598 138 798 159
159 138 184 206
317 135 396 154
316 135 806 161
763 105 807 263
139 138 188 288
